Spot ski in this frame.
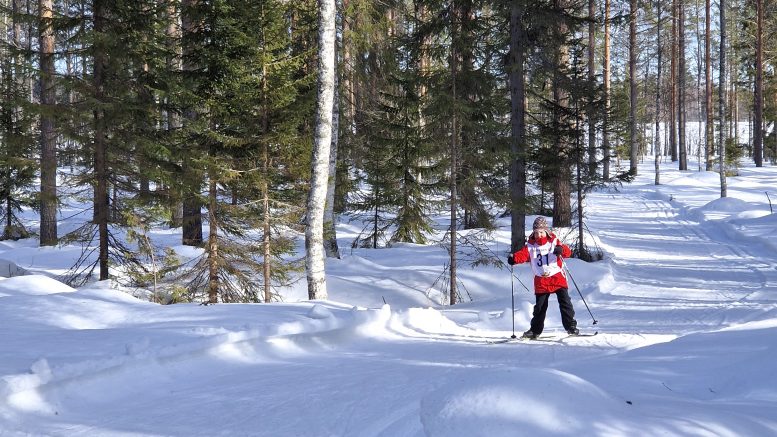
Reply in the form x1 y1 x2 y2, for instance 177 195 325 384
565 331 598 338
487 331 598 344
487 338 521 344
556 331 599 342
486 334 562 344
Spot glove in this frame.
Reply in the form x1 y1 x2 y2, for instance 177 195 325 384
507 254 516 265
553 245 563 256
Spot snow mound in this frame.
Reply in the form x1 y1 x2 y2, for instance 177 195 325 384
307 304 335 319
420 368 630 436
729 212 777 250
0 259 30 279
688 197 765 222
668 171 723 187
0 274 74 296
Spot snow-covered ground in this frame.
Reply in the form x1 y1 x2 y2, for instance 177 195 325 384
1 159 776 436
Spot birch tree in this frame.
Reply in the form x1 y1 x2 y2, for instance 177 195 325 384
306 0 337 300
323 16 341 260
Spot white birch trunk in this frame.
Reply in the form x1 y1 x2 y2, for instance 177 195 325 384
306 0 337 300
323 33 341 260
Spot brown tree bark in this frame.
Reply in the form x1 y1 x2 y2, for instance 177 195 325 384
552 0 572 228
705 0 714 170
629 0 638 175
678 0 687 170
670 0 678 162
509 0 527 252
181 0 203 246
587 0 596 177
39 0 57 246
93 0 109 280
603 0 611 180
718 0 727 196
754 0 763 167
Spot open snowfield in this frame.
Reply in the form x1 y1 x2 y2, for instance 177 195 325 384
1 158 777 436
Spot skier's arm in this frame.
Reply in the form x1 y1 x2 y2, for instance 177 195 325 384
511 246 531 264
553 242 572 258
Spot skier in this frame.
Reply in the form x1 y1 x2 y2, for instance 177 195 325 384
507 216 579 339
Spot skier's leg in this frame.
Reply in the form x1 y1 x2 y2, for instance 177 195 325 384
555 287 577 332
529 293 550 335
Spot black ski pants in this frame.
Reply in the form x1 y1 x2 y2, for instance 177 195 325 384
529 287 576 335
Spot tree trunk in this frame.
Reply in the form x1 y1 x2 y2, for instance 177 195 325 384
718 0 727 197
629 0 638 175
39 0 57 246
207 177 218 303
323 28 341 259
261 64 272 304
587 0 596 177
705 0 713 170
262 177 271 303
448 1 461 306
306 0 336 301
166 0 183 228
93 0 109 280
678 0 687 170
181 0 203 246
552 0 572 228
509 0 527 252
603 0 611 180
655 0 662 186
695 0 703 171
754 0 763 167
670 0 677 163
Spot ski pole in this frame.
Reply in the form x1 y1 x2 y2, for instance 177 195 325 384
563 263 598 325
510 265 516 339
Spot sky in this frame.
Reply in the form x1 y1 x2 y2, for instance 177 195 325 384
1 156 776 436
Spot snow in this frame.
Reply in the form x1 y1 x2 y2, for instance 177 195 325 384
1 159 777 436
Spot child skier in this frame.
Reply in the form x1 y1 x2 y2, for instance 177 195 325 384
507 216 579 339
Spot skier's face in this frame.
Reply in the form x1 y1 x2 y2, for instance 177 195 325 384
534 230 547 239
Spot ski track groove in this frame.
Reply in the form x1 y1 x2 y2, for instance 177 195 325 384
590 189 776 335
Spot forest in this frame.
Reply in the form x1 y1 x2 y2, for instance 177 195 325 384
0 0 773 305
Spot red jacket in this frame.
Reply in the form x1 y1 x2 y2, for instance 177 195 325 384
511 233 572 294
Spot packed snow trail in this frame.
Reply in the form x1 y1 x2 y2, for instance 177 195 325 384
581 173 777 337
2 162 777 436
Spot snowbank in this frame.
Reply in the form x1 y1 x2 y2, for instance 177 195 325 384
420 368 632 436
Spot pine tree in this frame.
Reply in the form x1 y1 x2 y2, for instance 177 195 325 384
39 0 57 245
753 0 763 167
509 0 528 251
629 0 638 175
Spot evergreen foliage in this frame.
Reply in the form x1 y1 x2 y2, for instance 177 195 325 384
0 4 37 241
3 0 773 303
